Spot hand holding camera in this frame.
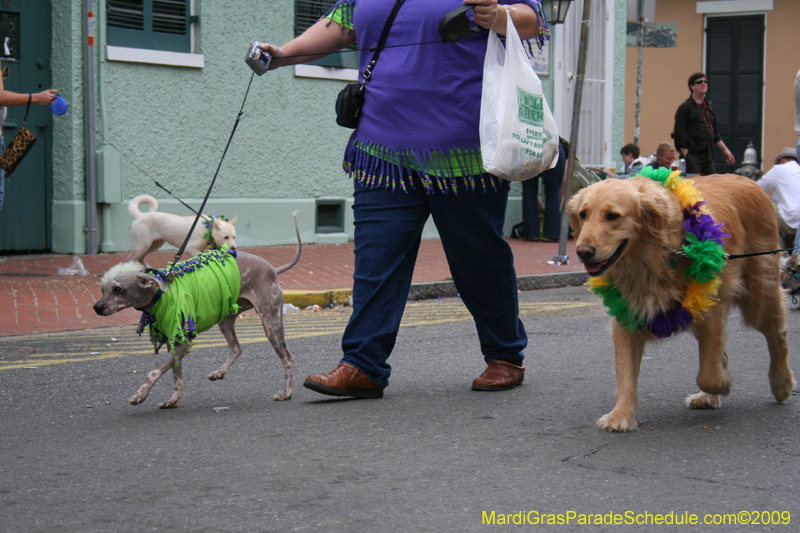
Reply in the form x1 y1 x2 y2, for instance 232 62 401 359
245 41 272 75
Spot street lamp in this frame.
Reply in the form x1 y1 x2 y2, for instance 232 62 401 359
542 0 574 24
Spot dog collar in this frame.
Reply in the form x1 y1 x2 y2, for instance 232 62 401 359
134 288 164 314
203 215 229 250
588 167 728 338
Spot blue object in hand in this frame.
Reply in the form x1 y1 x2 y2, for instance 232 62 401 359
50 95 68 115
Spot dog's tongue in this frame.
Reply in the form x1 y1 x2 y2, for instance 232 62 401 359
584 260 607 274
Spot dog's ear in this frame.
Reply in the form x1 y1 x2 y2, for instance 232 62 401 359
637 184 679 247
566 190 585 239
136 273 158 289
229 216 238 226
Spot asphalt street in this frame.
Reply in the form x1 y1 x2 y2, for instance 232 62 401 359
1 286 798 532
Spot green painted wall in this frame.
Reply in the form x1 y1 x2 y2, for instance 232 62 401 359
612 0 627 156
50 1 625 254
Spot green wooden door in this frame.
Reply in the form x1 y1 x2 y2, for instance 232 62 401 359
706 15 765 174
0 0 53 252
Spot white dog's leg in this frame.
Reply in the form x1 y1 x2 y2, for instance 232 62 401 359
597 323 646 432
129 350 176 405
208 315 243 381
159 347 189 409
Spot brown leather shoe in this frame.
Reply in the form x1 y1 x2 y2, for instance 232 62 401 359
303 363 385 399
472 360 526 391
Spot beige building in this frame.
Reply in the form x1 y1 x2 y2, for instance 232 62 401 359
624 0 799 173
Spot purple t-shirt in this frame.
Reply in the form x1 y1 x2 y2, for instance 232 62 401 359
328 0 549 192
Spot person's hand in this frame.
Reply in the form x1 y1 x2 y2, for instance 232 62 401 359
723 147 735 165
33 89 58 106
466 0 500 31
257 43 283 70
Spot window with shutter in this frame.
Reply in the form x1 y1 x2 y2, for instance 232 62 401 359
295 0 359 69
705 15 764 173
107 0 192 53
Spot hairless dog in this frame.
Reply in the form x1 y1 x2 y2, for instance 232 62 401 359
94 215 301 409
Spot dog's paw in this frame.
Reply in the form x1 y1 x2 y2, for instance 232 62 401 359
158 399 179 409
596 411 637 432
129 394 147 405
697 372 732 397
207 370 225 381
685 392 720 409
770 371 795 403
273 390 292 401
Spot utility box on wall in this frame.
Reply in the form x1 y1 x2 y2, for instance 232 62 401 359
96 147 123 204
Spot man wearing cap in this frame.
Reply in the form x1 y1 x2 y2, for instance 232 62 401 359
673 72 736 175
758 147 800 250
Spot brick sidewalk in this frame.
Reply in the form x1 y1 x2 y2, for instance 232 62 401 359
0 238 582 337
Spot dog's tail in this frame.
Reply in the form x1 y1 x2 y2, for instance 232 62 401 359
128 195 159 219
275 211 303 275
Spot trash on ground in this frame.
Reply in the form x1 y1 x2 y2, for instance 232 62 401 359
283 303 300 315
212 407 230 413
58 256 90 276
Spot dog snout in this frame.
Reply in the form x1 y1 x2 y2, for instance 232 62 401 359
93 301 107 316
576 245 597 262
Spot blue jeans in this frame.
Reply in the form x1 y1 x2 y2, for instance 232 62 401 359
521 140 566 240
341 175 527 387
794 220 800 255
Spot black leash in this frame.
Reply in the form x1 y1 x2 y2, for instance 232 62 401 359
275 39 445 63
168 71 257 275
672 247 797 260
726 248 798 260
80 117 200 216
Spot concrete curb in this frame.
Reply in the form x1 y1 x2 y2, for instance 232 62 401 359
284 272 589 307
407 271 589 300
283 289 353 308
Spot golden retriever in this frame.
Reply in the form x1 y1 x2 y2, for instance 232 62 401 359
567 174 794 432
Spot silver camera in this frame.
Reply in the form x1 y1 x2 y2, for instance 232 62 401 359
245 41 271 76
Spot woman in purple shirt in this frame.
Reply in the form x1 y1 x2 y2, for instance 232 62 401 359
259 0 549 398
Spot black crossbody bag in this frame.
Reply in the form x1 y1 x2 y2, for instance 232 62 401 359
335 0 405 128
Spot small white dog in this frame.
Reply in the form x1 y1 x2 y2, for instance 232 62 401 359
128 194 238 267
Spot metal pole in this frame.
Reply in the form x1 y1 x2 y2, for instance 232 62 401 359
83 0 98 254
554 0 592 264
633 0 645 145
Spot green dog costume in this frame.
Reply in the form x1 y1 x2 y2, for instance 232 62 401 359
137 247 240 353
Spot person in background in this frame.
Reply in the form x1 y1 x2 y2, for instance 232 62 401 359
257 0 549 399
519 138 566 242
646 142 677 171
0 58 58 210
672 72 735 175
614 143 647 179
794 68 800 161
758 147 800 251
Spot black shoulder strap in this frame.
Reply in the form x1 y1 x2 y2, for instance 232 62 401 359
362 0 405 84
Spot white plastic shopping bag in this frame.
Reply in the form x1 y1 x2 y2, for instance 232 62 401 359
480 8 559 181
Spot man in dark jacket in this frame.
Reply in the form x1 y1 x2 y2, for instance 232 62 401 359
673 72 735 175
